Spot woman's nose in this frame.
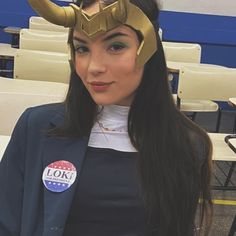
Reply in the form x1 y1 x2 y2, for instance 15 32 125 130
87 52 107 75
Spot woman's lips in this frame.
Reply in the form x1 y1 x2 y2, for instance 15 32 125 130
89 81 113 92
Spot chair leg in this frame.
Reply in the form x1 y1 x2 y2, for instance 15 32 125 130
233 113 236 133
0 59 8 77
224 162 236 187
11 33 20 48
192 112 197 121
212 161 236 190
216 109 222 132
228 214 236 236
171 73 179 93
0 58 14 78
187 112 197 121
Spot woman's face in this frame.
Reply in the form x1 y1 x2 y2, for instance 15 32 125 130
72 23 144 106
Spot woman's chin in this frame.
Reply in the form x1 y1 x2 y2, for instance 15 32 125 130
94 100 114 106
90 95 116 106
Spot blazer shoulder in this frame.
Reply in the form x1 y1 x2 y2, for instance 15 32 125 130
16 103 65 133
26 103 65 123
27 102 65 119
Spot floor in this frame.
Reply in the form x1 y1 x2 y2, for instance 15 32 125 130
194 110 236 236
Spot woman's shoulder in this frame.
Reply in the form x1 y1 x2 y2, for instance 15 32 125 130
16 103 65 132
6 103 66 162
26 102 65 119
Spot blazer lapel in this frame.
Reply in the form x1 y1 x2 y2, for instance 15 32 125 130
42 111 89 236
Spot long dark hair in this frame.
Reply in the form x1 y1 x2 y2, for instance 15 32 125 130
51 0 213 235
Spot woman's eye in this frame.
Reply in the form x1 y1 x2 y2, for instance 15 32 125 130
109 43 126 52
74 45 89 54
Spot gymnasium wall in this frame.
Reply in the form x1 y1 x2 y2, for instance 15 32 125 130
159 0 236 67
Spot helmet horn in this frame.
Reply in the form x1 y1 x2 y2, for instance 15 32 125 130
28 0 75 27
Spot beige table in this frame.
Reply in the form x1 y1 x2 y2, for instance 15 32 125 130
3 27 21 35
0 135 10 161
167 61 225 73
209 133 236 162
228 138 236 150
229 97 236 107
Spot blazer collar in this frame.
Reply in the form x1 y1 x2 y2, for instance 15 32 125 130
49 103 66 127
42 107 89 236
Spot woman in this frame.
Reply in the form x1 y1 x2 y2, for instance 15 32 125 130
0 0 213 235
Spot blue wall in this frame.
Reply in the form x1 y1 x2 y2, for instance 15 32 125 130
0 0 68 27
159 11 236 68
0 1 35 28
0 0 68 42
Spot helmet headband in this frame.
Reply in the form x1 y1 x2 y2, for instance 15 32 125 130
28 0 157 66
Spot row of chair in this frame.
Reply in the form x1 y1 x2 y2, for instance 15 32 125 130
0 16 70 78
1 27 235 127
1 17 235 128
1 35 202 85
9 41 202 84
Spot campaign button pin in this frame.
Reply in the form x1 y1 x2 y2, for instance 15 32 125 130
42 160 77 193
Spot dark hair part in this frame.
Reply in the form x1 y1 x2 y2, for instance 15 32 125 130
51 0 213 235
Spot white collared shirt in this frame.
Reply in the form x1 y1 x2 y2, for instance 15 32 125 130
88 105 137 152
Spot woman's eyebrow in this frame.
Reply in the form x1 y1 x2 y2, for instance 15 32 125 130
73 37 87 44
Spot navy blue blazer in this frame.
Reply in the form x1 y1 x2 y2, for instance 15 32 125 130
0 103 207 236
0 103 88 236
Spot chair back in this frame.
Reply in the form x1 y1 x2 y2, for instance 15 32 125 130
178 66 236 101
162 42 201 63
19 28 69 53
14 49 71 83
29 16 69 33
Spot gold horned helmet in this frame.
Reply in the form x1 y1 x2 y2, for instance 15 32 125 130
28 0 157 67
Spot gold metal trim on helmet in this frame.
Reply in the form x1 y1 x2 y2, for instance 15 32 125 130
28 0 157 66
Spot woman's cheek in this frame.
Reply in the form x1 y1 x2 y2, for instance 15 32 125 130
75 59 86 78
